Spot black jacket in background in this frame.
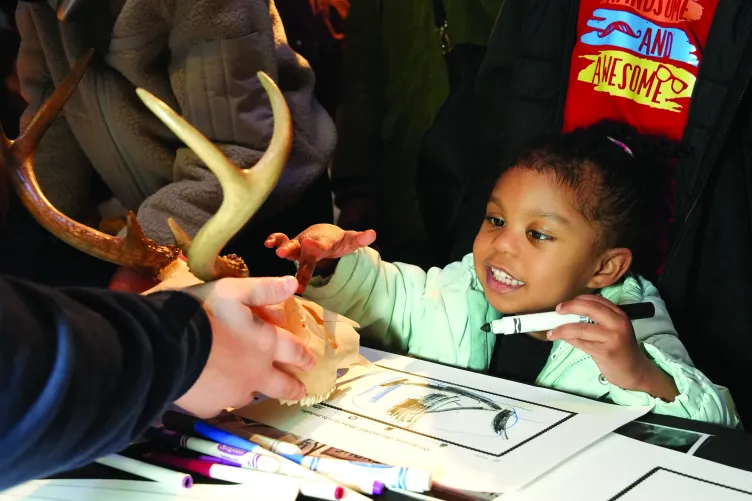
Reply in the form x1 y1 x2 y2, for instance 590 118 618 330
0 275 212 491
421 0 752 424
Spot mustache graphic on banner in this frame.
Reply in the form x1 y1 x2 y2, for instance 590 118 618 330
582 9 699 66
598 0 704 24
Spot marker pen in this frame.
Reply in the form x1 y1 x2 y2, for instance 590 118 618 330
244 432 303 456
199 454 385 496
157 412 373 501
198 455 240 466
146 453 344 501
480 301 655 335
95 453 192 488
284 454 432 493
161 411 269 455
145 427 280 472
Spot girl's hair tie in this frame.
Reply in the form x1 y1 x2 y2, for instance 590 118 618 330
607 136 634 158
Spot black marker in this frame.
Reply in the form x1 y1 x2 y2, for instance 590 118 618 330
480 302 655 335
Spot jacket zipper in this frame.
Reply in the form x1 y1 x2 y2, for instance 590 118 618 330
95 74 150 199
681 73 752 228
663 34 752 270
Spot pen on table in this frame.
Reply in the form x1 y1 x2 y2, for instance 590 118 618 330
283 453 432 493
95 453 192 488
200 454 385 496
198 455 240 466
162 410 269 455
158 411 372 501
480 301 656 335
145 427 280 472
145 453 344 501
169 411 303 454
243 431 303 456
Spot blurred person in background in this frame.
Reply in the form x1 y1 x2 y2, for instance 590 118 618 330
330 0 502 269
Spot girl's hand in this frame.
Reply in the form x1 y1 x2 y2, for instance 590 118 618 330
547 295 678 401
265 224 377 293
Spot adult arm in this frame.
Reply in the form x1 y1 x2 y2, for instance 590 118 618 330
0 275 211 490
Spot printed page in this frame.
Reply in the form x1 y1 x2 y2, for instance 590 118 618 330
233 348 651 493
500 433 752 501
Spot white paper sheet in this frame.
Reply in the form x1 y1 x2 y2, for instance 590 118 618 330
0 479 299 501
233 348 651 493
498 434 752 501
614 419 712 455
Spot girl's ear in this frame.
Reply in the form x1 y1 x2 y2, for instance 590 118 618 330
587 248 632 289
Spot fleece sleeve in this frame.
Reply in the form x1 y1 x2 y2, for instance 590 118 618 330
0 275 212 491
302 247 431 353
133 0 334 244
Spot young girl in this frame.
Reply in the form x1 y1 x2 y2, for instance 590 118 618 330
265 121 739 428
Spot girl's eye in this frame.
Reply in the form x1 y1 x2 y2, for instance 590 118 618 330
528 230 553 241
485 216 505 227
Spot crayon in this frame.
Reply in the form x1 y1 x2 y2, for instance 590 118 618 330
96 453 192 488
284 454 431 493
147 453 344 501
145 427 280 472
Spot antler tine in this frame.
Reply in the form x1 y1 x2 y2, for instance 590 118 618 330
2 50 180 277
135 71 292 281
10 49 93 163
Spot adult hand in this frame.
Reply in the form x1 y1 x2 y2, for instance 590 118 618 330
265 224 376 293
547 295 678 401
174 276 316 418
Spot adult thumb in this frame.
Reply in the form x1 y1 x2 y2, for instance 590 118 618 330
239 276 299 306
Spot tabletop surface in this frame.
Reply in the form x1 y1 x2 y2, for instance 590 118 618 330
45 400 752 501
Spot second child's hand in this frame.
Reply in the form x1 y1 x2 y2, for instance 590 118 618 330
265 224 377 293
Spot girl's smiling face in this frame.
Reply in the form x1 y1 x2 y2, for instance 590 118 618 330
473 167 628 315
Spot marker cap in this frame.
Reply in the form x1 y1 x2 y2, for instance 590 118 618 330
398 468 432 492
161 410 200 434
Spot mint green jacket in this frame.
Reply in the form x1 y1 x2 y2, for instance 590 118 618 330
303 247 740 428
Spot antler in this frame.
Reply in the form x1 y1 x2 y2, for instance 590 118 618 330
0 50 180 277
1 49 292 282
135 72 292 281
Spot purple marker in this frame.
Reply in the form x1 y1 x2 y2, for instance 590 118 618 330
198 455 241 467
146 427 280 473
199 454 384 496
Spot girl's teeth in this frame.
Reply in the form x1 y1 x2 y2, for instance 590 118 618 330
491 267 524 286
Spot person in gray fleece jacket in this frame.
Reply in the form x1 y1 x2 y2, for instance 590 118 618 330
12 0 335 279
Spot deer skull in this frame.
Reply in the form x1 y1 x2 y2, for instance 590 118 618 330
278 296 360 406
0 49 359 407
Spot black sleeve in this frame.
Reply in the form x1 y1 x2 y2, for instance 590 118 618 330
0 274 212 490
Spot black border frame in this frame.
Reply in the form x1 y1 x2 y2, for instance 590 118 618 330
609 467 752 500
319 364 577 457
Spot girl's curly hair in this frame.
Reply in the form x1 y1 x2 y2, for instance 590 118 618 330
505 120 682 281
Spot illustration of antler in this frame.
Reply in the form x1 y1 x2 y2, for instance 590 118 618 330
0 49 291 282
